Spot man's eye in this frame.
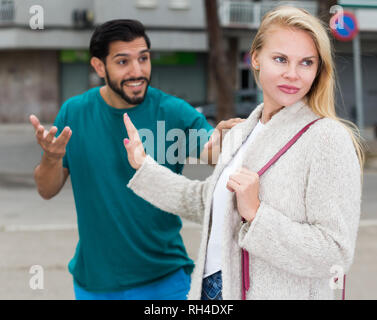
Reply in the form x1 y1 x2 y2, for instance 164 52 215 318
274 56 286 63
118 60 127 65
140 56 149 62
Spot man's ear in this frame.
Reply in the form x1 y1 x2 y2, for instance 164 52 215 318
91 57 106 78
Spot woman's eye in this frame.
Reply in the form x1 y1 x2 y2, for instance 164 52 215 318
274 56 286 63
302 60 313 66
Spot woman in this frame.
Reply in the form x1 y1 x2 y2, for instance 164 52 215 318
123 6 364 300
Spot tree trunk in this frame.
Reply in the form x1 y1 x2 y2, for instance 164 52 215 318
227 37 239 91
204 0 235 123
317 0 338 23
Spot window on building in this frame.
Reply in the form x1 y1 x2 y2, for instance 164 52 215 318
135 0 158 9
169 0 190 10
0 0 15 23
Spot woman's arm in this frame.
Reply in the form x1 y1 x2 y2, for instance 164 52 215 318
238 125 362 278
127 155 211 224
123 113 211 224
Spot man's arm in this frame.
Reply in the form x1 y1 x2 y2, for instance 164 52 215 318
200 118 245 166
34 157 70 200
30 115 72 200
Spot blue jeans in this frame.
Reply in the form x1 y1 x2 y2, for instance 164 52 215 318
201 271 223 300
73 268 191 300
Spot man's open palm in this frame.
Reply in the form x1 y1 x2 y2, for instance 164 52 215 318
29 114 72 160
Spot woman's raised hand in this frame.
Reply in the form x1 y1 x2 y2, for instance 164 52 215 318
123 113 146 170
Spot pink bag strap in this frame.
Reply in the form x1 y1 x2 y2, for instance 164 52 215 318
257 117 323 176
241 117 344 300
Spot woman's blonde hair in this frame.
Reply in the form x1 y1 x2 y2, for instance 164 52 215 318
250 5 365 179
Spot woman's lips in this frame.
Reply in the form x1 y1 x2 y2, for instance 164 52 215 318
278 85 300 94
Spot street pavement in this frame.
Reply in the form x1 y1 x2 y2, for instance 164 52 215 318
0 123 376 300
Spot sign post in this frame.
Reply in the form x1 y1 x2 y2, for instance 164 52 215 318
352 31 364 136
334 1 377 136
330 8 364 135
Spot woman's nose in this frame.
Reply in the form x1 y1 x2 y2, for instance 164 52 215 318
283 65 299 81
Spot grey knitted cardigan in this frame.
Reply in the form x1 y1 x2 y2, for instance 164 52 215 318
127 99 361 300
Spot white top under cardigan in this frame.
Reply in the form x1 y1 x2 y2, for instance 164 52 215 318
204 119 265 277
128 99 361 299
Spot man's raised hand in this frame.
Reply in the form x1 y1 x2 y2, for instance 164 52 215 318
29 114 72 161
201 117 246 165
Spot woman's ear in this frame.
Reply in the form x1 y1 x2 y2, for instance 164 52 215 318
90 57 106 78
251 51 260 70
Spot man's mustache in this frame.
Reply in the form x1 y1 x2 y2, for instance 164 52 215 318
121 77 149 86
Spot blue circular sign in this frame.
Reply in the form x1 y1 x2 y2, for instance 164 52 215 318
330 11 359 41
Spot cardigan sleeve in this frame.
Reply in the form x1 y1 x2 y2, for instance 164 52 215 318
238 125 362 278
127 155 211 224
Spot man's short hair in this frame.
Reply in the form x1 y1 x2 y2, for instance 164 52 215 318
89 19 151 62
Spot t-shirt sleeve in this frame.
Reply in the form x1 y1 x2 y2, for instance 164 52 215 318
180 101 214 159
52 102 70 169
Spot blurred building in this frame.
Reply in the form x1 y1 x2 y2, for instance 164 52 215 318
0 0 376 135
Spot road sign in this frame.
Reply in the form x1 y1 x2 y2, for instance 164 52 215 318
330 10 359 42
338 0 377 9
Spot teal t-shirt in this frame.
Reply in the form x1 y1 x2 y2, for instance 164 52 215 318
54 86 213 292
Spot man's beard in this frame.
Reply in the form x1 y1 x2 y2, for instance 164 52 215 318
105 69 150 105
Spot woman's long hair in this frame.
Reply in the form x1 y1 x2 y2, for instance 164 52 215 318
250 6 365 181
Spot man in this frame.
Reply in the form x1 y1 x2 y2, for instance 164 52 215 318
30 19 243 300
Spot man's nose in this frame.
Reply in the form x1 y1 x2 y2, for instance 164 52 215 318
128 60 143 78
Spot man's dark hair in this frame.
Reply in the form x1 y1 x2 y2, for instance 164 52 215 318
89 19 151 62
